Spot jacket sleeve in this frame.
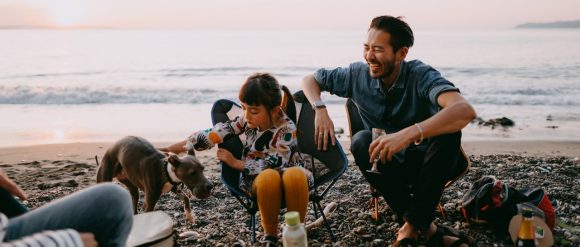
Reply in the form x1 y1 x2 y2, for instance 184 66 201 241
186 114 246 151
2 229 84 247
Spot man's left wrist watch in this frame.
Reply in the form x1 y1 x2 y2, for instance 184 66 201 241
312 99 326 110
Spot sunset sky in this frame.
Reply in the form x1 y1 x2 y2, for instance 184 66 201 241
0 0 578 29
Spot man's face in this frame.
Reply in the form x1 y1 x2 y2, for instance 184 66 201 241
364 28 397 79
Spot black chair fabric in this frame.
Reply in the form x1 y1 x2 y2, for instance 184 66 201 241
212 96 348 243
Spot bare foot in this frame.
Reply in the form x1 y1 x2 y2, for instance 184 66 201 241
396 222 419 242
423 223 469 247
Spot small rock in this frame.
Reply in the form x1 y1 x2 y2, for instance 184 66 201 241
179 231 199 239
371 239 384 246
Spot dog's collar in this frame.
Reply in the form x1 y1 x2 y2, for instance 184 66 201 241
163 160 182 186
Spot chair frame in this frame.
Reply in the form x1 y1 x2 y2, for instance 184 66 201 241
212 97 348 243
344 98 471 221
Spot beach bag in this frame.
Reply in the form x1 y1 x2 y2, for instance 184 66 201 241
460 176 555 233
127 211 176 247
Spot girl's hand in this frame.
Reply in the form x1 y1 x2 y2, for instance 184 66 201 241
216 148 234 164
216 149 245 171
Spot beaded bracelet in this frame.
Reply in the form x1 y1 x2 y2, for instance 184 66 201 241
414 123 424 145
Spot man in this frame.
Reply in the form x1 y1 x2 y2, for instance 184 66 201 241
301 16 476 246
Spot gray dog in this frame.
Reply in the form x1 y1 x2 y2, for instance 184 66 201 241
97 136 212 223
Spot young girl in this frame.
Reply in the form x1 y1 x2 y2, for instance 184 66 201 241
162 73 311 247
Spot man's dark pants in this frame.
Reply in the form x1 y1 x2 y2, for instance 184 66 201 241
350 130 462 230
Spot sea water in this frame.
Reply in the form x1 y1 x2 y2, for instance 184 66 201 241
1 29 579 147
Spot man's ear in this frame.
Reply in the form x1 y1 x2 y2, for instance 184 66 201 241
396 46 409 62
168 154 181 167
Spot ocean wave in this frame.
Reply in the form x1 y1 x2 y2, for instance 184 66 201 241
0 71 107 80
162 66 318 78
0 85 233 104
1 84 579 106
1 66 319 81
441 64 580 80
466 94 580 106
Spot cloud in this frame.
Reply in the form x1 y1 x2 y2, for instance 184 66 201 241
0 3 52 28
2 0 579 29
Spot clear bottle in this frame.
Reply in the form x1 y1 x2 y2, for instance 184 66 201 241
515 208 537 247
282 211 308 247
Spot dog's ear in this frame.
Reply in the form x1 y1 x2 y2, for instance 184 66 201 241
187 148 196 157
167 154 181 167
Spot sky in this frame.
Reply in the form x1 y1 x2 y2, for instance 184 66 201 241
0 0 579 29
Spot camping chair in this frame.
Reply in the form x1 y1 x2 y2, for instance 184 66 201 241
344 98 471 221
211 97 348 243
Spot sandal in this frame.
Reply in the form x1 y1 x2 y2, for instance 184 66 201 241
425 224 475 247
392 238 418 247
260 235 278 247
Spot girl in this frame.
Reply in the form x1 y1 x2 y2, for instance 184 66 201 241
162 73 311 247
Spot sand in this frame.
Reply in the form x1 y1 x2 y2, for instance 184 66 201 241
1 140 579 246
1 140 579 165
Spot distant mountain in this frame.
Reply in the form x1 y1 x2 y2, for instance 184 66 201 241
515 20 580 29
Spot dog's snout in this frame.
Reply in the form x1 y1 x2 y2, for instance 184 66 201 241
205 182 213 191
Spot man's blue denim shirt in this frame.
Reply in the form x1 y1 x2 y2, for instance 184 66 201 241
314 60 459 134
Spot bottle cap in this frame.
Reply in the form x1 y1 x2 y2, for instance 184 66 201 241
285 211 300 226
522 207 534 218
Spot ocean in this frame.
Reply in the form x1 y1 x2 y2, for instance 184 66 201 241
1 29 579 147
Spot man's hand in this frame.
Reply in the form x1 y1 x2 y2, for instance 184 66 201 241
314 108 336 151
0 168 27 200
369 131 412 164
80 233 98 247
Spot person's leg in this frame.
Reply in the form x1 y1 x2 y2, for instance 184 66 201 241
282 167 309 223
0 188 28 218
5 183 133 247
350 130 411 216
403 132 462 231
252 169 282 237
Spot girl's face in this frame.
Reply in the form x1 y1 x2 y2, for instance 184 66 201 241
241 103 280 131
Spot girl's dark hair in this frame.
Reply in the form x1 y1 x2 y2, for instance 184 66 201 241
369 15 414 53
238 73 297 124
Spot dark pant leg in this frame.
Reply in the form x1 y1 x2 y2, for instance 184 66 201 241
0 188 28 218
350 130 412 216
403 131 462 230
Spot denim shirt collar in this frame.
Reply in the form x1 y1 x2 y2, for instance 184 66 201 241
373 60 406 92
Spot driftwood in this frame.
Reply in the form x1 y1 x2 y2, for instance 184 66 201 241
305 202 338 230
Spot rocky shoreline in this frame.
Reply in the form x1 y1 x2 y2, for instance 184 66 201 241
2 154 579 246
